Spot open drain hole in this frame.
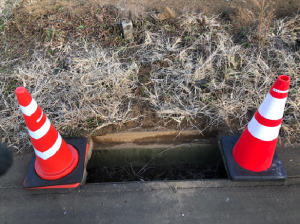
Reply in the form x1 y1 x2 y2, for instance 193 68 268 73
86 142 228 183
87 163 228 183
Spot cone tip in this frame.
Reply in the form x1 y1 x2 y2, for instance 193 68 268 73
15 87 27 95
15 87 32 106
270 75 290 98
278 75 290 83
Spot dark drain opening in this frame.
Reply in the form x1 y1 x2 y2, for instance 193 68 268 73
86 143 228 183
87 163 227 183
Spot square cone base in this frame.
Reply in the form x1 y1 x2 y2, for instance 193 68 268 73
220 136 287 181
24 138 88 189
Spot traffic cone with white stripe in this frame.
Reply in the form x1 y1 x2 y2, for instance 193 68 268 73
219 75 290 180
16 87 88 189
233 75 290 171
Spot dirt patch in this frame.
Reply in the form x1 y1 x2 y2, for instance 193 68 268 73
159 7 176 21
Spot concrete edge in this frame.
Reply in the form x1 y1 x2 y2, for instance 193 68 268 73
2 177 300 196
80 137 93 185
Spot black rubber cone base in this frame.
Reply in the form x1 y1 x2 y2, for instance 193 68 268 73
24 138 88 189
220 136 287 181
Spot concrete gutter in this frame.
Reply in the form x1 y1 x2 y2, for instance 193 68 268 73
1 132 300 223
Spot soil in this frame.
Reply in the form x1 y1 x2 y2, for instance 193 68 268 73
86 162 228 183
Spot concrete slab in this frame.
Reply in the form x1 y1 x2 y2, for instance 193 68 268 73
88 142 221 168
0 152 32 188
92 130 215 144
2 144 299 188
277 145 300 177
1 180 300 224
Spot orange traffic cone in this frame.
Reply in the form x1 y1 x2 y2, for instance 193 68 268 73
16 87 88 189
219 75 290 181
233 75 290 171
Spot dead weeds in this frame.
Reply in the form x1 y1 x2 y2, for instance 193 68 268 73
1 3 300 153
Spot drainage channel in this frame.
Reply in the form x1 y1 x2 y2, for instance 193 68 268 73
86 131 228 183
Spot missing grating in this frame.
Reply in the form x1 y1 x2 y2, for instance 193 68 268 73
86 163 227 183
86 142 228 183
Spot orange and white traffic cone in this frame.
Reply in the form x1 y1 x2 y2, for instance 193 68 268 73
16 87 88 189
232 75 290 172
219 75 290 181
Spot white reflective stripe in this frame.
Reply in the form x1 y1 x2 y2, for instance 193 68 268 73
273 88 288 93
37 112 44 123
28 118 51 140
248 117 281 141
34 134 62 160
20 99 38 116
258 93 287 120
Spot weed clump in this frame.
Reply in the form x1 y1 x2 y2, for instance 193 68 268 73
254 0 278 51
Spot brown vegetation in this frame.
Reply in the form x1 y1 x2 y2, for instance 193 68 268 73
0 2 300 153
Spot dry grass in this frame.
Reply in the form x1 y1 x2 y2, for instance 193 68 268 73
1 7 300 153
0 45 140 152
140 13 300 142
254 0 278 51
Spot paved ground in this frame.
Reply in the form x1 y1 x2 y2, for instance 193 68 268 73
1 144 300 224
